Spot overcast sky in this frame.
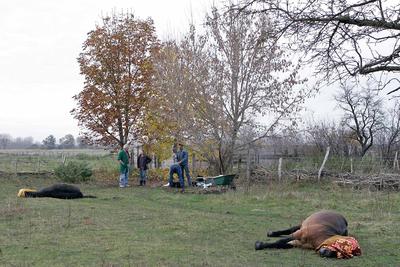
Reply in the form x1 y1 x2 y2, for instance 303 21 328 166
0 0 339 143
0 0 218 143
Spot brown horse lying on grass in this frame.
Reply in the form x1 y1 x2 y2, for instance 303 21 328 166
18 183 96 199
255 210 361 259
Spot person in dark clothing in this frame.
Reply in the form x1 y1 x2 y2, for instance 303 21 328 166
169 163 184 192
176 142 191 187
137 151 152 186
172 142 178 163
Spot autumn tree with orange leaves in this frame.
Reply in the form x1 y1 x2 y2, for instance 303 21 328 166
72 13 159 148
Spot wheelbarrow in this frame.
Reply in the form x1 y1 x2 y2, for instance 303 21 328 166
195 174 236 189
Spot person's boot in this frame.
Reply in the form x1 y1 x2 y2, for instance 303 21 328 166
139 181 143 186
143 180 146 186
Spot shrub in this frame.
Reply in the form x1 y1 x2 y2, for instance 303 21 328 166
54 161 93 183
148 168 170 181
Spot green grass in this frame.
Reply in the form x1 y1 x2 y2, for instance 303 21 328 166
0 150 115 174
0 178 399 267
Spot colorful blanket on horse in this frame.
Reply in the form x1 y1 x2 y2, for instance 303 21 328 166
317 235 362 259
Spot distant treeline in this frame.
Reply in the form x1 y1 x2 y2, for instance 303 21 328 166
0 133 96 150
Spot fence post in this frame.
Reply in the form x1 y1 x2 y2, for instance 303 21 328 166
62 155 67 165
37 157 40 173
393 151 399 171
278 157 282 182
318 147 330 182
15 158 18 176
350 158 353 173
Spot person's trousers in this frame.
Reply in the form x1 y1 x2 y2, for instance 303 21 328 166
139 169 147 182
119 169 129 187
180 164 191 186
169 165 184 188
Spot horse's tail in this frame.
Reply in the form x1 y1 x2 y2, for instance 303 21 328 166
83 195 97 198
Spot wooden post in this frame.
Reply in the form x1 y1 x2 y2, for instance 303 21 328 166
278 157 282 182
393 151 399 171
37 157 40 173
318 147 330 182
350 158 353 173
15 159 18 176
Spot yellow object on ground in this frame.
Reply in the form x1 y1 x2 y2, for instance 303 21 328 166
17 188 37 198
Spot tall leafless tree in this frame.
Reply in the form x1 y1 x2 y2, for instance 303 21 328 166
153 29 234 173
304 118 353 156
205 6 309 172
376 100 400 158
239 0 400 94
154 6 309 173
335 83 385 157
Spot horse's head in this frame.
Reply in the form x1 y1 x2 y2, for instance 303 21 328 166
318 247 337 258
17 188 37 197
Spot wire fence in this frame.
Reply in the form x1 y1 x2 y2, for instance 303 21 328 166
230 148 400 190
1 148 399 188
0 149 113 175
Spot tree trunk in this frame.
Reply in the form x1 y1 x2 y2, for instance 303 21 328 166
246 145 251 191
223 127 239 173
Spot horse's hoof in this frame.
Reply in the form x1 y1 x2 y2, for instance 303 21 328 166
267 231 275 237
255 241 264 250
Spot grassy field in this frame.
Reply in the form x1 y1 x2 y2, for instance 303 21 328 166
0 150 115 174
0 177 399 267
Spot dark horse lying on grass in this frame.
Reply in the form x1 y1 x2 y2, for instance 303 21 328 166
255 210 362 259
18 183 96 199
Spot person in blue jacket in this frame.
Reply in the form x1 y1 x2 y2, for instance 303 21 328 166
176 142 191 187
168 163 184 192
